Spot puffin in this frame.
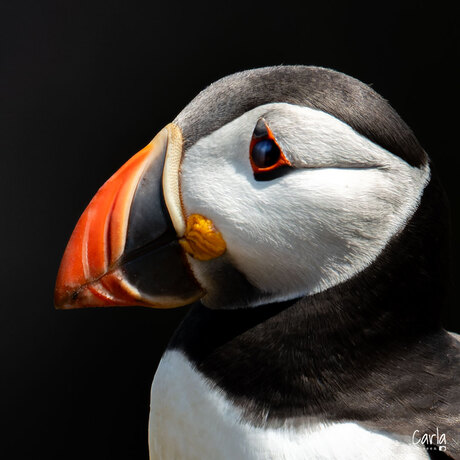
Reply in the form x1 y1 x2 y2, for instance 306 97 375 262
55 66 460 459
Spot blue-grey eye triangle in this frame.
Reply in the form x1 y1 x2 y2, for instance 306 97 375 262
253 118 268 138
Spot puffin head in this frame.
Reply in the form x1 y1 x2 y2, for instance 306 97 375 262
55 66 431 311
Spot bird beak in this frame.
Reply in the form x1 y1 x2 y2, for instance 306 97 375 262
54 124 209 309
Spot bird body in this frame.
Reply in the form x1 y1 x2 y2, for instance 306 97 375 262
149 350 430 460
55 66 460 459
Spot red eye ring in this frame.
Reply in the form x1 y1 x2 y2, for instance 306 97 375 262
249 121 291 174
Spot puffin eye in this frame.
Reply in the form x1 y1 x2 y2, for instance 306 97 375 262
249 119 291 179
251 139 280 168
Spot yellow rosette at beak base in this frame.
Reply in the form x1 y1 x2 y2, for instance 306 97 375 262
179 214 226 261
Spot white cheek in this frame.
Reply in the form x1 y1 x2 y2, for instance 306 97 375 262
180 104 429 306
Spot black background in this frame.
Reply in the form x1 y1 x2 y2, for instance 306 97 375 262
1 1 458 459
